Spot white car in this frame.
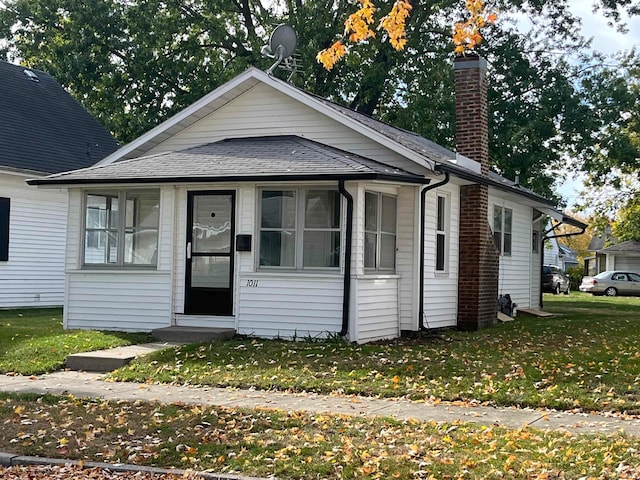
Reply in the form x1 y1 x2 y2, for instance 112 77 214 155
579 271 640 297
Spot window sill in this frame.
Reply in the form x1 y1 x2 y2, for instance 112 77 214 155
357 273 401 280
67 268 170 275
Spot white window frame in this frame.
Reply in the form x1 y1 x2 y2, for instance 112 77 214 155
435 194 449 273
82 190 160 268
493 205 512 256
364 191 397 272
257 187 341 271
532 229 540 254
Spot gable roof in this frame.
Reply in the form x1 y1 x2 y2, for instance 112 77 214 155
96 67 461 171
0 61 119 174
598 240 640 254
29 136 429 186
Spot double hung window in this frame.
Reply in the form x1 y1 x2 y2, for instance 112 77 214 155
84 191 160 267
493 205 512 256
259 188 340 269
436 194 448 272
364 191 397 271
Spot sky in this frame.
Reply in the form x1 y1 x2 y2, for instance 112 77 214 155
555 1 640 209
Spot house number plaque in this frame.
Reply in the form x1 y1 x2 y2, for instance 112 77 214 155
246 279 259 287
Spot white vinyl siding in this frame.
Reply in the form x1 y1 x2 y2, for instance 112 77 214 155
422 183 460 329
355 276 399 342
144 83 425 175
0 172 67 307
236 274 343 339
490 194 534 310
396 186 419 332
65 271 171 330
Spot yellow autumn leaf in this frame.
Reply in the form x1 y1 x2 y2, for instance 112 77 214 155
14 405 24 414
58 437 69 446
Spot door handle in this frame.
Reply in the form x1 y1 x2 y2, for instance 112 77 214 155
186 242 192 259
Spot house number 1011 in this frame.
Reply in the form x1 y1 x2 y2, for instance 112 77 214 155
246 279 259 287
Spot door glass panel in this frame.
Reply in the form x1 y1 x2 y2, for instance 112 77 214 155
192 195 232 253
191 256 230 288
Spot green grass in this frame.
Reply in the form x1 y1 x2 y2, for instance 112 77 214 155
0 393 638 479
112 293 640 413
0 308 149 374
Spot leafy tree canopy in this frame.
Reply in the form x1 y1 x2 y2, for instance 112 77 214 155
0 0 638 203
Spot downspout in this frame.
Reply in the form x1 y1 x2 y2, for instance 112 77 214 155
418 172 450 330
338 180 353 337
540 221 588 308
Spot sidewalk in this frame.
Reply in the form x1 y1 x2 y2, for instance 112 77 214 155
1 371 639 438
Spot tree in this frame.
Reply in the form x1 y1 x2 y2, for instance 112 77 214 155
1 0 637 203
612 197 640 241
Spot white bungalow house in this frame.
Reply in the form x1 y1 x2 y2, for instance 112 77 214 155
0 61 118 308
29 57 583 342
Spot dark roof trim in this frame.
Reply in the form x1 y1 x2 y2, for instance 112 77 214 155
562 214 588 230
435 162 555 206
28 172 431 187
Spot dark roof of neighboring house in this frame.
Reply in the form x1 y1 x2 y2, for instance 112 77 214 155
598 240 640 253
0 61 119 174
29 136 430 186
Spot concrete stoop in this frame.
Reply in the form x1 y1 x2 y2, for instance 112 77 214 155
65 342 181 373
151 326 236 343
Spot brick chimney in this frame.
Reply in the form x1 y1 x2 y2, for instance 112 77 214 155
454 55 499 330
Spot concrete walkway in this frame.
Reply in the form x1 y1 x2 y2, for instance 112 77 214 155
1 371 639 438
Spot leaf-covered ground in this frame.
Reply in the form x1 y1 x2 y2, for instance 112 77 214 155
0 309 148 375
0 393 639 479
112 294 640 413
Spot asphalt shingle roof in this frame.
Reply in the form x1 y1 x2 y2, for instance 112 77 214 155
0 61 119 174
30 136 429 186
599 240 640 253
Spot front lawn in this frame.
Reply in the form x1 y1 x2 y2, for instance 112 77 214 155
0 393 638 479
112 293 640 413
0 308 149 374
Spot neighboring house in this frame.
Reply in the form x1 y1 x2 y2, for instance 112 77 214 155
29 57 583 342
584 226 617 275
544 236 579 271
587 240 640 275
0 61 119 308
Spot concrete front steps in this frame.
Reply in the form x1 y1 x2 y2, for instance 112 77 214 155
66 342 181 373
65 327 235 373
151 326 235 343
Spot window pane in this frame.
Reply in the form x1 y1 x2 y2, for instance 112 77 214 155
365 192 378 231
503 233 512 255
504 208 513 234
380 234 396 269
126 192 160 228
191 256 230 288
124 229 158 265
86 194 117 229
305 190 339 228
85 230 117 264
261 191 296 229
124 191 160 265
192 195 232 253
437 196 445 232
303 231 340 267
364 232 377 268
493 206 502 233
436 233 445 271
381 194 396 233
493 231 502 252
259 230 295 267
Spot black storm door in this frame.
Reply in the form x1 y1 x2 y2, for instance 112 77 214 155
184 191 235 315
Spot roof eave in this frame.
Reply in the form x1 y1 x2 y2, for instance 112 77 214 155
435 163 555 207
28 172 430 187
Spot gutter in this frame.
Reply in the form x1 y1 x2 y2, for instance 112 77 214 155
338 180 354 337
418 172 450 330
540 217 588 308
